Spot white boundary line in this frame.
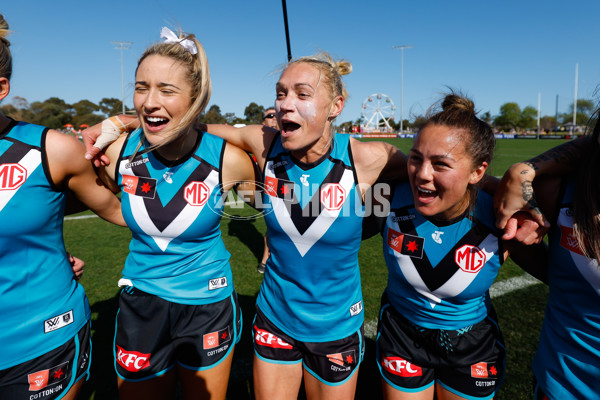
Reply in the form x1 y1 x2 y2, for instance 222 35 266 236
62 214 544 341
364 274 543 340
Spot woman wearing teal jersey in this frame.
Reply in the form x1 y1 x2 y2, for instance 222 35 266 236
94 27 256 400
0 13 124 400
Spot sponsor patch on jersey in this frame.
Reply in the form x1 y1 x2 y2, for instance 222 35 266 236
116 346 151 372
471 362 498 379
349 300 363 316
208 276 228 290
184 181 211 206
122 175 157 199
44 310 74 333
0 163 28 190
455 244 487 273
264 176 295 201
559 225 585 256
387 228 424 259
381 356 423 377
28 361 69 391
203 326 231 349
254 326 293 349
327 350 356 367
320 183 347 211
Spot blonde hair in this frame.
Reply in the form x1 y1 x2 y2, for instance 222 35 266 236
283 52 351 145
0 14 12 81
135 28 211 151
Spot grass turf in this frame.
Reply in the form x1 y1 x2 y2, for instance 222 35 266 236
66 137 566 399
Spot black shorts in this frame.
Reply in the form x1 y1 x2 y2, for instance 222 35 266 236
253 307 364 385
0 322 91 399
114 287 242 381
376 300 505 399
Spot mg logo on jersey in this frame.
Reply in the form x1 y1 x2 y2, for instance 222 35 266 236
116 346 151 372
254 326 293 349
184 181 210 206
320 183 346 211
0 163 27 190
455 244 487 273
382 356 422 377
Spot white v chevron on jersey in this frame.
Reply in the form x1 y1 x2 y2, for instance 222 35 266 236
0 149 41 212
558 208 600 296
386 215 497 308
121 160 220 252
265 165 355 257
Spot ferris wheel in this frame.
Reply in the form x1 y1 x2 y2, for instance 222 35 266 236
361 93 396 132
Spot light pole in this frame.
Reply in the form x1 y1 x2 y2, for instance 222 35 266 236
393 45 412 133
111 41 132 114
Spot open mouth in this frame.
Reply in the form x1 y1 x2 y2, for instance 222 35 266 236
144 116 169 131
416 187 437 201
281 121 301 134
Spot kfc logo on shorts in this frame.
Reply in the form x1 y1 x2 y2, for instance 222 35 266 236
471 362 498 379
204 327 231 349
320 183 346 211
28 361 69 391
382 356 422 377
116 346 151 372
455 244 487 273
254 326 293 349
0 163 27 190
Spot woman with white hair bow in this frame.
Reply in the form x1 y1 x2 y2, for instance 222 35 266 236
94 27 257 400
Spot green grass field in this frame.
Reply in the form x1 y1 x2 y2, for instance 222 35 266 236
66 137 567 399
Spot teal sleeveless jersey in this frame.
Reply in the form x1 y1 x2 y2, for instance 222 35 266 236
533 178 600 400
0 121 90 369
383 183 503 330
257 133 365 342
117 129 233 305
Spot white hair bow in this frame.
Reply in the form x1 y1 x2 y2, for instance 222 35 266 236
160 27 197 55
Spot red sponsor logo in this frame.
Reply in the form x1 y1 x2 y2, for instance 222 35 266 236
327 351 355 367
203 327 231 349
455 244 487 273
265 176 278 197
0 163 27 190
28 369 49 391
382 356 422 377
471 361 497 378
184 181 210 206
121 175 139 195
28 361 69 391
387 228 404 253
320 183 346 211
116 346 151 372
560 225 584 256
254 326 293 349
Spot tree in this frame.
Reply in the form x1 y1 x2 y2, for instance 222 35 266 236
540 116 557 131
562 99 595 126
519 106 538 130
480 111 492 125
493 103 521 131
199 104 227 124
244 102 264 125
99 97 125 117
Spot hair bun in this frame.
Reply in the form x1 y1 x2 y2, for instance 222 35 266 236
336 60 352 77
0 14 11 47
441 94 475 114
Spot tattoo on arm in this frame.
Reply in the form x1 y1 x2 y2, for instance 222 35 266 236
522 180 541 215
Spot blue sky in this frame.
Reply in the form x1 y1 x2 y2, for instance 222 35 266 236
3 0 600 124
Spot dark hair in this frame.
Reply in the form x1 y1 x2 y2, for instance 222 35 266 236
422 91 495 168
573 106 600 260
420 91 495 209
0 14 12 81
